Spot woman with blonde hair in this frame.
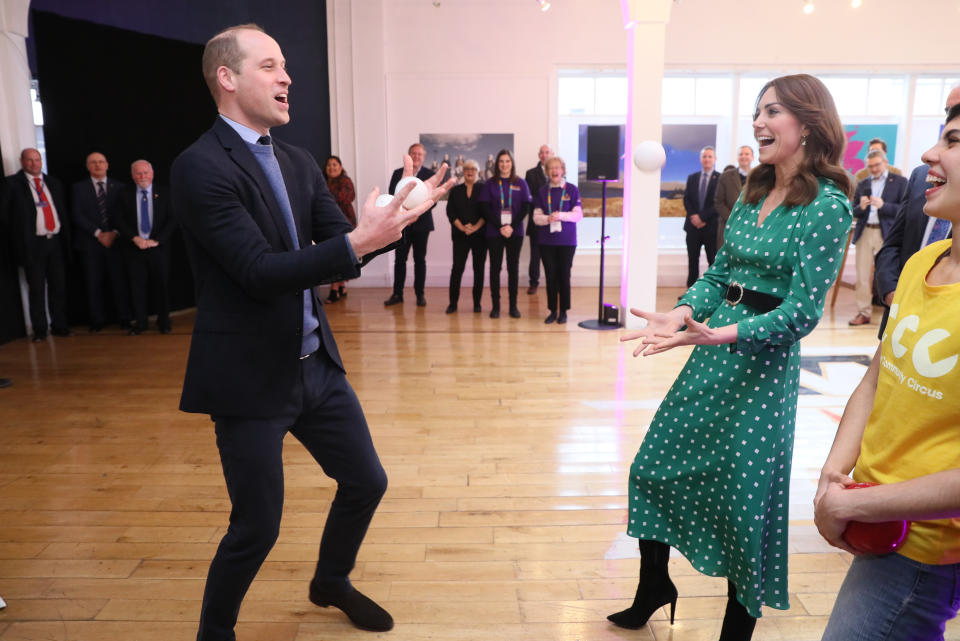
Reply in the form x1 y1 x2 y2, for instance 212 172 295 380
532 156 582 324
445 159 486 313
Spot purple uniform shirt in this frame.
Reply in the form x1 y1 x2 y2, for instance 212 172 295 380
478 177 531 239
534 182 581 246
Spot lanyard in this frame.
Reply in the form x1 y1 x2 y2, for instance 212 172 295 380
498 179 513 211
546 183 567 216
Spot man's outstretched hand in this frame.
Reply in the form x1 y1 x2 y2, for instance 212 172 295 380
348 155 454 258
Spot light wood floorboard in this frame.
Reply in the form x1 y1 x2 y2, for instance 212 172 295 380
1 285 953 640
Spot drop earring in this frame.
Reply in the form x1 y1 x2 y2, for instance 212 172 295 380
801 135 808 146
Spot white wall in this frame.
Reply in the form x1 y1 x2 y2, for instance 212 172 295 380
329 0 960 290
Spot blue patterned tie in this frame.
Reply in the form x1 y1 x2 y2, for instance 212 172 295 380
926 217 951 246
698 173 708 211
140 190 151 237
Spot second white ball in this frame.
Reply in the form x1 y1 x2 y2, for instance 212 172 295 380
395 176 429 210
375 194 394 208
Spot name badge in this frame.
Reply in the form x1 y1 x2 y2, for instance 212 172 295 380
550 220 562 233
500 210 512 226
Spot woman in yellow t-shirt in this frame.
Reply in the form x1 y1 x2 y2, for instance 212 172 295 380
815 103 960 640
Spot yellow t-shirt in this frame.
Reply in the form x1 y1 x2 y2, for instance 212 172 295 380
854 239 960 564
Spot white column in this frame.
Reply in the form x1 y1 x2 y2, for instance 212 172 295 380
619 0 672 329
326 0 392 286
0 0 35 175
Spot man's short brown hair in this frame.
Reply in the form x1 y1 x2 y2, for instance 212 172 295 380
202 24 264 102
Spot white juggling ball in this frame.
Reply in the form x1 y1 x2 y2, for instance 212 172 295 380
395 176 429 209
375 194 394 208
632 141 667 172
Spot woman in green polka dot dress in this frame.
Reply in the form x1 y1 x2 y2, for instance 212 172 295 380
609 74 853 639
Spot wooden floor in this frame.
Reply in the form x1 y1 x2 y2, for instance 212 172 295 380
0 285 955 641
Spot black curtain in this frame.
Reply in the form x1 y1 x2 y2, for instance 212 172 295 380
0 144 27 342
33 11 213 324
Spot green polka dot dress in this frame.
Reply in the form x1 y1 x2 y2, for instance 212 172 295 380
627 178 852 618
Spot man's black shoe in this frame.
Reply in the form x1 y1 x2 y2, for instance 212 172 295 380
416 295 427 307
32 333 46 342
473 303 482 313
509 306 521 319
309 584 393 632
0 378 11 389
384 294 403 306
544 311 557 324
445 304 457 314
489 308 500 319
557 311 568 324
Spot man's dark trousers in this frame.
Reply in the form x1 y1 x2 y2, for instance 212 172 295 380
197 350 387 641
392 229 429 298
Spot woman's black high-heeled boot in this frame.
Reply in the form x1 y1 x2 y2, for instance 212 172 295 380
718 580 757 641
607 539 678 629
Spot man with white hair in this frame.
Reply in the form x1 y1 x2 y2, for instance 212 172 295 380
116 159 174 334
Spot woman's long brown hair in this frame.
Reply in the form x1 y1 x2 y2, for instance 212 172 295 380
743 74 853 207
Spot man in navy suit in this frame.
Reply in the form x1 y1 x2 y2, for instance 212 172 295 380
2 148 71 340
682 146 721 287
848 149 908 326
70 151 131 331
874 85 960 335
384 142 435 307
115 160 174 334
171 25 449 641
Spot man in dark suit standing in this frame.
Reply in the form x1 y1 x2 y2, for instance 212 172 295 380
384 142 435 307
171 25 449 641
116 159 174 335
848 149 908 326
874 85 960 334
523 144 550 295
682 146 720 287
3 148 71 341
70 151 131 331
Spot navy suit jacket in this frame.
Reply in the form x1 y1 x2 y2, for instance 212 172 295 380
69 176 126 252
116 184 175 247
682 170 721 233
388 166 436 233
874 165 934 300
851 172 908 244
171 117 362 418
3 170 71 266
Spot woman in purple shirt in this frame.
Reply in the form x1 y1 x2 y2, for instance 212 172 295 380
532 156 582 324
479 149 532 318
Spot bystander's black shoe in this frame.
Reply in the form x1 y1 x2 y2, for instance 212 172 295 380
416 295 427 307
509 306 521 319
558 311 567 324
384 294 403 306
0 378 11 388
544 311 557 324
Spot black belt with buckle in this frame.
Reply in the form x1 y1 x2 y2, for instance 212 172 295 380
725 282 782 313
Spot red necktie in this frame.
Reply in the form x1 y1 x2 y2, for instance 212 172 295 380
34 177 55 232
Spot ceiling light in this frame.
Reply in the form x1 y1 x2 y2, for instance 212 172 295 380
537 0 551 11
851 0 862 6
803 0 815 14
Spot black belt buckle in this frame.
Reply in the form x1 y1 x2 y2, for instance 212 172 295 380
726 282 744 306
